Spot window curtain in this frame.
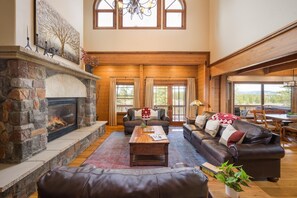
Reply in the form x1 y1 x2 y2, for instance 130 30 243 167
109 78 117 126
186 78 196 118
134 78 140 108
145 78 154 108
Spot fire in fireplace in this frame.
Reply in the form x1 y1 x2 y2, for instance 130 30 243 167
47 98 78 142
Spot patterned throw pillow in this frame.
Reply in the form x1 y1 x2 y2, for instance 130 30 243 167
205 120 220 137
195 115 207 129
219 124 245 147
210 113 241 127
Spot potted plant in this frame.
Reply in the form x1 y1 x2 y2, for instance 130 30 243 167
215 161 252 198
80 48 99 73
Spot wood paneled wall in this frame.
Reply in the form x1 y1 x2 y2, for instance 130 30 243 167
93 64 205 123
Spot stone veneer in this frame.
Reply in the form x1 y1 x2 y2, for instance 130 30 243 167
0 46 99 163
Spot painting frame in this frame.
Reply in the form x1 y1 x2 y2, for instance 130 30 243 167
34 0 80 64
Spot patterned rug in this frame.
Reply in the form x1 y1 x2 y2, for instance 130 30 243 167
83 129 206 168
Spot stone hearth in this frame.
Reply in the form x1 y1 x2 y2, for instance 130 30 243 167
0 46 100 163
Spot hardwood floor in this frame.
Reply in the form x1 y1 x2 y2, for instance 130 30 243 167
30 126 297 198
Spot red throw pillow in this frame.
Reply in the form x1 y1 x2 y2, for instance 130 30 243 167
211 113 241 126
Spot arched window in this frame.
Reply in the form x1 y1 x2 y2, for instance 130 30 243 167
163 0 186 29
119 0 161 29
94 0 116 29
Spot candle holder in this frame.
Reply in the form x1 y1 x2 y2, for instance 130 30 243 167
43 41 49 56
25 37 32 50
35 34 39 53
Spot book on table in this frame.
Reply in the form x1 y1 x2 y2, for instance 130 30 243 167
200 162 221 177
149 134 167 141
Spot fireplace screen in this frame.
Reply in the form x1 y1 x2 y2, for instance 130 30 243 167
47 98 78 142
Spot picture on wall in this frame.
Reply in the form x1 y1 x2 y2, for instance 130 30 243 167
34 0 80 64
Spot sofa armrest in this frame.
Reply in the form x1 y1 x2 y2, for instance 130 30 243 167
162 115 170 122
270 133 281 144
228 143 285 160
123 114 130 122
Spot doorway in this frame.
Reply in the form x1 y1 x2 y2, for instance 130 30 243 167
153 83 186 125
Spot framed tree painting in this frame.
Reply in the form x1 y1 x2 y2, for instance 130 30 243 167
34 0 80 64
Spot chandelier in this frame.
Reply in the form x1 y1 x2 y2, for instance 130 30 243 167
283 69 297 87
117 0 157 20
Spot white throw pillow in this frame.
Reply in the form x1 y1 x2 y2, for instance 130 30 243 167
134 110 142 120
149 109 159 120
219 124 245 147
195 115 207 129
205 120 220 137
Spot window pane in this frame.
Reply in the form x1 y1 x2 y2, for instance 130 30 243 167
264 84 291 109
165 0 182 10
122 0 158 27
98 0 115 9
98 13 114 27
116 85 134 112
166 12 182 27
234 84 261 105
154 86 168 105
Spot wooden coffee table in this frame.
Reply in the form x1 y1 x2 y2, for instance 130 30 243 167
129 126 169 166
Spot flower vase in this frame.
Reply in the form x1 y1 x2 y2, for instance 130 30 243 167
225 185 239 198
85 64 93 74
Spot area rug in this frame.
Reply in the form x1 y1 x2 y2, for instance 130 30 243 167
83 130 206 168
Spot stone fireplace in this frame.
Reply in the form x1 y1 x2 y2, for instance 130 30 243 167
0 46 99 163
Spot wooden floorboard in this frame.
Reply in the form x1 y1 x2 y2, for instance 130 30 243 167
30 126 297 198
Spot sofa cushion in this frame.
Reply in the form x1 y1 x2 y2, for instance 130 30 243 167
205 120 220 137
232 120 272 144
192 130 214 145
202 111 216 120
183 124 200 132
147 120 169 127
195 115 207 129
201 139 233 163
219 124 245 146
124 119 143 127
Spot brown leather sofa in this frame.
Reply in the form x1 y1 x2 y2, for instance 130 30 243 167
37 165 209 198
123 108 170 135
183 112 285 181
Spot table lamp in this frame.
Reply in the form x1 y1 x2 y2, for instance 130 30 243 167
190 100 204 117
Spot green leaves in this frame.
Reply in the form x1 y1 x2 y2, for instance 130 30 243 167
214 161 252 192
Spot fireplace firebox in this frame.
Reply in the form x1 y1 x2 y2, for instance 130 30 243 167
47 98 78 142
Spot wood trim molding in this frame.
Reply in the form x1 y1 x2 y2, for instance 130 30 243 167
210 20 297 77
88 51 210 66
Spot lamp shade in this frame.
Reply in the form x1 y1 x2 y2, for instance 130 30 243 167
190 100 203 106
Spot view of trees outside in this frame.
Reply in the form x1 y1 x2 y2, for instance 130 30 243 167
234 84 261 105
116 85 134 112
234 83 291 110
153 86 168 109
264 84 291 107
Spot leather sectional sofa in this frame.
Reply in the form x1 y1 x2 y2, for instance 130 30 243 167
183 111 285 181
123 108 170 135
37 165 209 198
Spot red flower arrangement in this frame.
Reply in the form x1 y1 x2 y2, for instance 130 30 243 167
80 48 99 67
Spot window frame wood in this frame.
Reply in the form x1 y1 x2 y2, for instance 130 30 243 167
93 0 117 29
163 0 186 29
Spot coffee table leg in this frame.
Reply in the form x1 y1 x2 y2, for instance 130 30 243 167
130 154 133 166
165 144 168 166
